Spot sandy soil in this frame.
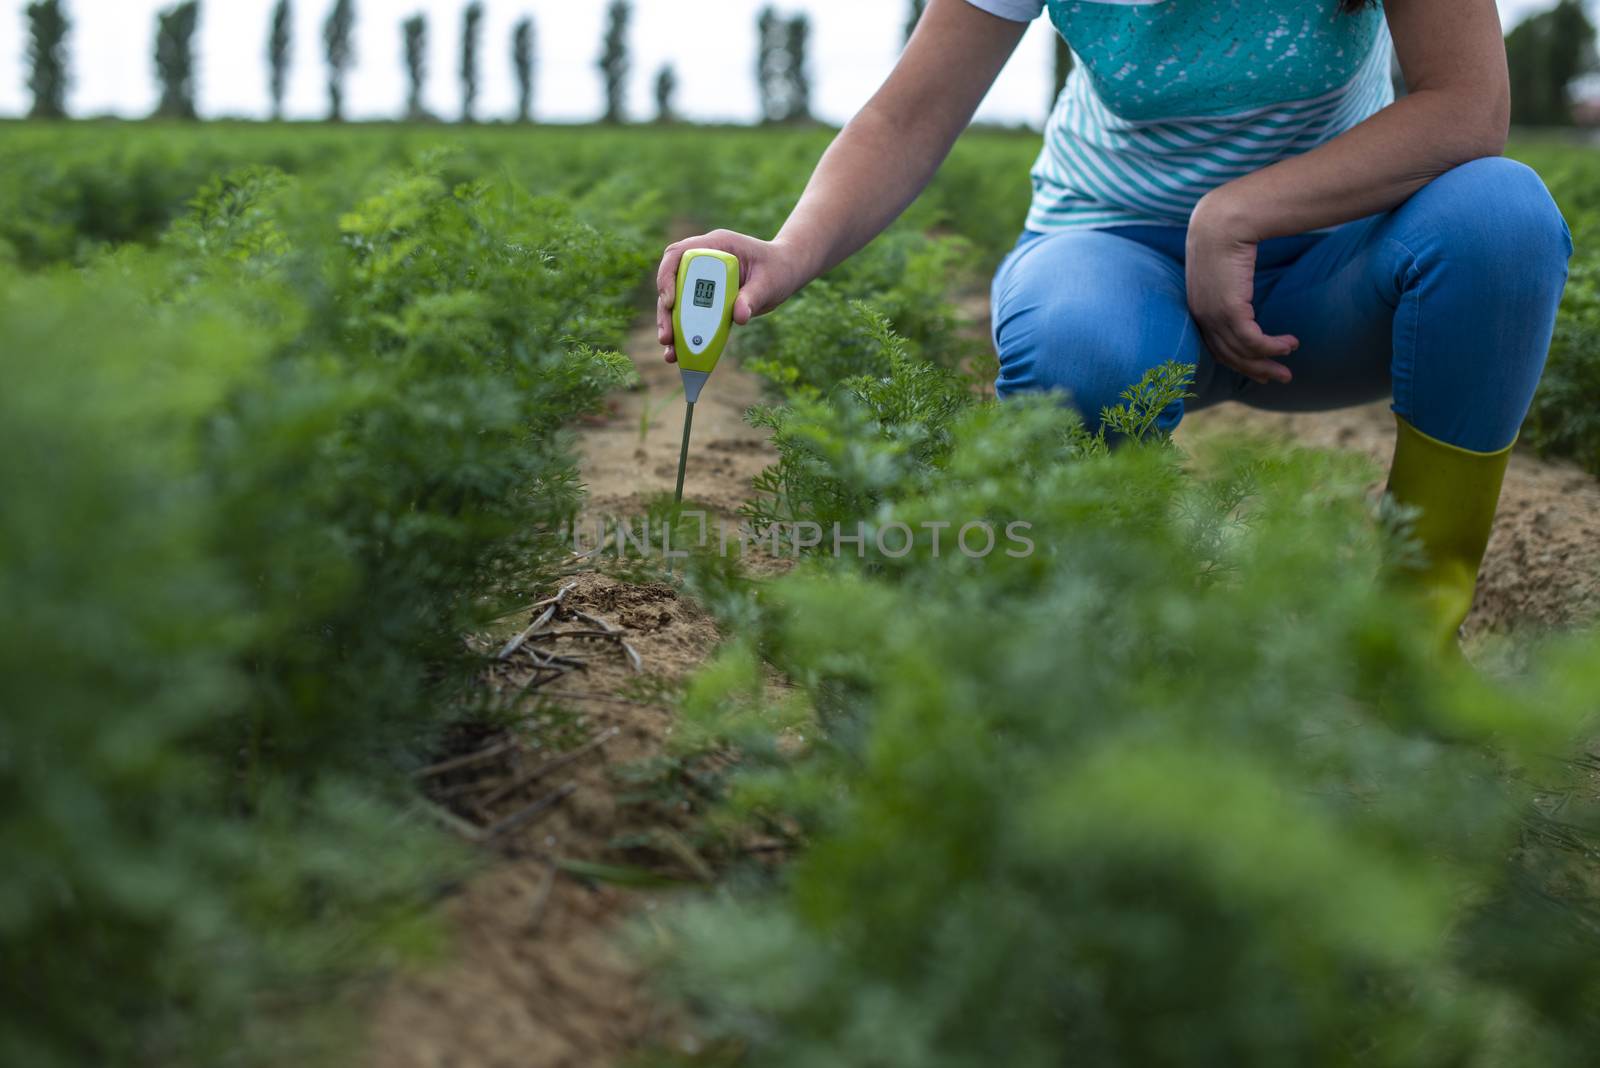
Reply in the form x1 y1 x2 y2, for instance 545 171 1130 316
580 325 775 522
361 326 777 1068
1178 401 1600 636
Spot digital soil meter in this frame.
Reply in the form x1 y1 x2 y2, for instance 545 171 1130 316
671 249 740 503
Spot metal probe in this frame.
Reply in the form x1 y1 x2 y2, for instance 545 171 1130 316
673 401 695 504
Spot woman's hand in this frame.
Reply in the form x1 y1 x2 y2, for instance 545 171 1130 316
1186 192 1298 385
656 231 809 363
655 3 1027 365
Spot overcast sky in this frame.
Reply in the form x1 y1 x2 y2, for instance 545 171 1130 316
0 0 1567 127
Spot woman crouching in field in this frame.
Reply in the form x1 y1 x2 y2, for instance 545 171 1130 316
655 0 1571 652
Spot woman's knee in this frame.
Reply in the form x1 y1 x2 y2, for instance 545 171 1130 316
993 304 1180 433
990 229 1194 433
1403 157 1572 288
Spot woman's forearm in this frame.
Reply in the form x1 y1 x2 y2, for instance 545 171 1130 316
775 101 968 282
769 0 1028 284
1195 86 1509 241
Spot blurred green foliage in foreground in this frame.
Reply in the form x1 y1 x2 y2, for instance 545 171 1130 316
660 219 1600 1067
1 149 640 1064
668 411 1600 1065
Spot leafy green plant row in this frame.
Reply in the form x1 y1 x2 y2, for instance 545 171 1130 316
650 195 1600 1065
1510 140 1600 473
0 121 1013 1068
1525 211 1600 472
0 123 1034 270
666 398 1600 1066
0 160 642 1066
9 122 1593 478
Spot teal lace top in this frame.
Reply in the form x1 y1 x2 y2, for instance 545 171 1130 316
964 0 1394 230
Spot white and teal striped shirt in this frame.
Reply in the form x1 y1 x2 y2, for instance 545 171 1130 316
965 0 1395 232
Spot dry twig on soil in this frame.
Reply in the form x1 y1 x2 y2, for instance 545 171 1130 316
497 581 578 660
572 609 622 634
525 623 643 675
656 826 716 883
413 740 516 781
419 800 491 843
478 726 623 808
485 783 577 841
530 628 631 642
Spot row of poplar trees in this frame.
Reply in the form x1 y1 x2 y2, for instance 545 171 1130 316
757 6 813 124
20 0 661 125
22 0 1600 126
20 0 1018 126
396 3 533 122
24 0 1600 126
1504 0 1599 126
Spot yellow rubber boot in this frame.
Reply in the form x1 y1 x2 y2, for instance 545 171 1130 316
1385 415 1513 654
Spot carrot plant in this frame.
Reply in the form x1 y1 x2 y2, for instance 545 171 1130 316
1525 213 1600 474
1506 141 1600 475
0 160 640 1066
660 399 1600 1067
655 248 1600 1065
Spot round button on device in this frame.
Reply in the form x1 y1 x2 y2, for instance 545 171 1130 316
692 335 703 346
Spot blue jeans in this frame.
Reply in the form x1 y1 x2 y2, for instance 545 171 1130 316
990 157 1573 453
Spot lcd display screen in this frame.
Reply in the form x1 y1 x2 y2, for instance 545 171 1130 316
694 279 716 309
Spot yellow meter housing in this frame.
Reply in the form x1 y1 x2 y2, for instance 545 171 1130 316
673 249 740 401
